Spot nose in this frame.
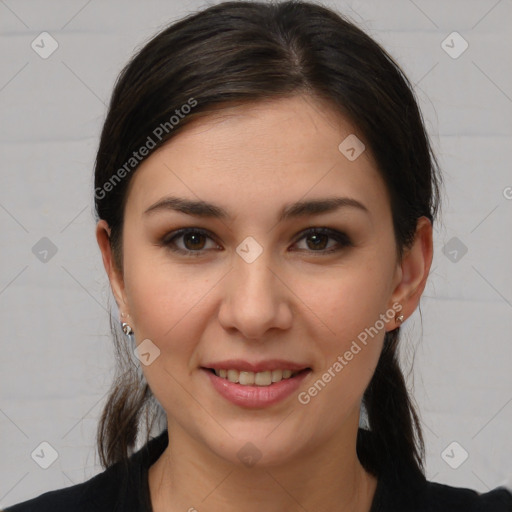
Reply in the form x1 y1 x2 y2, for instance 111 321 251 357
218 245 293 340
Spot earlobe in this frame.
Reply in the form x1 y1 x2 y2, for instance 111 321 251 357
96 220 127 311
388 216 433 323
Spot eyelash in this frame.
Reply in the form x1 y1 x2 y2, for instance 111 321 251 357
161 227 353 257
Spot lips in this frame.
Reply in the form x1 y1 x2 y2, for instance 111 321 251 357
200 359 311 408
203 367 311 408
201 359 309 373
209 368 304 386
202 360 310 386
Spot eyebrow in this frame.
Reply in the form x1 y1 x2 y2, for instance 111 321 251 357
143 195 369 221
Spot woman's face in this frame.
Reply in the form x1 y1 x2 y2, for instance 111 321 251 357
101 95 413 466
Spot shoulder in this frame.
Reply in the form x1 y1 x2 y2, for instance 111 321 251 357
419 480 512 511
375 470 512 511
2 430 168 512
2 461 129 512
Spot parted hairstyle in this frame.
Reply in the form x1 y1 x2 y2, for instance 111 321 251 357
93 0 442 492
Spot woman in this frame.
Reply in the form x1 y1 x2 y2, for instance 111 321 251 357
5 1 512 511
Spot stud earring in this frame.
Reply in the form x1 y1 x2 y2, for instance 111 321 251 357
395 304 404 325
119 315 144 375
122 322 133 335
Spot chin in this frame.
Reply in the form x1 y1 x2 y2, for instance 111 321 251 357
208 430 308 469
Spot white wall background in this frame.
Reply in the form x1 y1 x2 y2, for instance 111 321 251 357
1 0 511 507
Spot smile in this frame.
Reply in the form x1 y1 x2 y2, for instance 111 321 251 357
202 366 312 408
210 368 301 386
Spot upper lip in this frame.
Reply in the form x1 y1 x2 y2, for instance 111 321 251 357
202 359 311 373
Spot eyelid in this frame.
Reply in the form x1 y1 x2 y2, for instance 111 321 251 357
161 226 352 256
161 227 221 253
291 227 352 249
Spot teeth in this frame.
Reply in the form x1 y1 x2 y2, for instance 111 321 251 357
254 371 272 386
227 369 239 383
271 370 282 382
239 371 254 385
213 368 300 386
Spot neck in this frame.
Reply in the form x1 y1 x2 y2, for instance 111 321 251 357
148 421 378 512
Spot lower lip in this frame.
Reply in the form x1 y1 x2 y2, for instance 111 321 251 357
202 368 311 408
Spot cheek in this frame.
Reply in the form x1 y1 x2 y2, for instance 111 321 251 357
296 269 388 428
120 257 202 410
294 258 392 403
125 259 210 414
301 261 391 337
123 241 205 338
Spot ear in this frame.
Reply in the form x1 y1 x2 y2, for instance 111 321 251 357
387 216 433 327
96 219 127 315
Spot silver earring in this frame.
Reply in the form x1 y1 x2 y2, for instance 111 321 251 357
120 319 144 375
359 400 370 430
395 304 404 324
122 322 133 335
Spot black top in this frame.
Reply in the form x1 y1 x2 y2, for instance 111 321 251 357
4 428 512 511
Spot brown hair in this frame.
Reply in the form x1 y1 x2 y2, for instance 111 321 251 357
93 0 441 490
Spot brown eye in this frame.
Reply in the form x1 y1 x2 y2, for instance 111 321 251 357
182 231 207 250
161 226 352 257
304 232 329 250
162 228 220 256
292 227 352 254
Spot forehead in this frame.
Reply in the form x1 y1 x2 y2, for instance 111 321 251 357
125 95 389 220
